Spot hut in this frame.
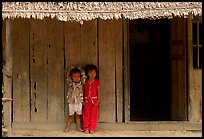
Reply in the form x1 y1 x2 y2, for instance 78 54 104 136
2 2 202 136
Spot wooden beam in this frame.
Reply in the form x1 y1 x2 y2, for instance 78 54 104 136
123 19 130 122
2 18 13 136
114 19 123 123
12 18 30 123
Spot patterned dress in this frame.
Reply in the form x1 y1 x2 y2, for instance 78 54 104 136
66 70 86 104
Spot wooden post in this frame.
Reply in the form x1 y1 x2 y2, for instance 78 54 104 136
187 14 193 122
123 19 130 123
2 19 13 136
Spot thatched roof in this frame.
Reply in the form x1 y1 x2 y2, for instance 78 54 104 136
2 2 202 24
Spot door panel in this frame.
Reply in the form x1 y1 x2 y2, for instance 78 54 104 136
12 18 30 122
30 19 48 122
46 18 64 123
170 17 187 120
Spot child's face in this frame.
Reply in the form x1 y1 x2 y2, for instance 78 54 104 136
88 70 96 80
72 72 81 83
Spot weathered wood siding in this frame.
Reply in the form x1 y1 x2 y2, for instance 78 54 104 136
98 19 116 123
170 17 187 120
64 22 81 66
11 18 123 124
30 19 48 122
81 20 98 66
46 18 64 123
98 19 123 123
12 19 30 123
2 19 13 136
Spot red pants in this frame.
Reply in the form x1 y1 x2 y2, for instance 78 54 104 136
82 99 98 131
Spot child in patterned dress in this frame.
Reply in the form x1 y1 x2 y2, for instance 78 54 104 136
64 66 86 132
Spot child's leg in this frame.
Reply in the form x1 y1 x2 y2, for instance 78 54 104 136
76 114 83 131
65 115 74 132
82 103 91 132
89 105 98 132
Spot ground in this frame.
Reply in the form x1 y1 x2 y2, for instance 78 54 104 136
9 129 202 137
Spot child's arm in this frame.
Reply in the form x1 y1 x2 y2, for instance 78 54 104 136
65 66 70 79
97 86 100 102
81 70 86 84
65 65 73 87
77 64 82 70
65 64 74 79
93 85 100 106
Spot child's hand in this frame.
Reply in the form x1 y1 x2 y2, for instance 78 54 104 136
82 101 86 106
93 101 101 106
77 64 82 70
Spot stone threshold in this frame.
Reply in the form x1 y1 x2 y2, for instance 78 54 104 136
11 121 202 131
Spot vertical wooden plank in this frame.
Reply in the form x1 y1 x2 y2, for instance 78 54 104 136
64 21 81 120
123 19 130 122
177 17 187 120
170 18 178 119
170 17 187 120
187 14 193 121
12 18 30 123
81 20 98 66
2 18 12 136
98 19 116 123
30 19 48 122
2 20 6 66
114 19 123 123
46 18 65 123
171 18 179 120
64 21 81 66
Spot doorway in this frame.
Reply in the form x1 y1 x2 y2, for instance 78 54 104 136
129 19 171 121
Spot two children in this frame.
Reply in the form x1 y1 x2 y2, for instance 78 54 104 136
65 64 100 134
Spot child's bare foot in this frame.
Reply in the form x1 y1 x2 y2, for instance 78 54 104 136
64 127 69 132
84 130 89 134
90 130 94 134
78 128 84 132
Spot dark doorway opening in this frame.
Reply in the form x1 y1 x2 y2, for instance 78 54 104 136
129 19 171 121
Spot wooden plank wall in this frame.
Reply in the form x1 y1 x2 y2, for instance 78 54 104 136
2 19 13 136
64 21 81 66
11 18 123 124
46 18 64 123
98 19 123 123
64 20 98 66
12 19 30 122
81 20 98 66
2 20 6 65
30 19 48 122
114 20 123 123
64 21 81 120
98 19 115 123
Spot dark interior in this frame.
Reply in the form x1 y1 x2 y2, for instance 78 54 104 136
129 19 171 121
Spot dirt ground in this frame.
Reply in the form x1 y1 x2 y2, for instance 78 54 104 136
9 129 202 137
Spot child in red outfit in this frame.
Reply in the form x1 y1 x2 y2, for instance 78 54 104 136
82 64 100 134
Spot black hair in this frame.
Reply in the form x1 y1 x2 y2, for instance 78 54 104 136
69 68 81 80
84 64 99 79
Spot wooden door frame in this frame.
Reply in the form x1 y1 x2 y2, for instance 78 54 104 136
123 17 189 122
123 19 130 122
